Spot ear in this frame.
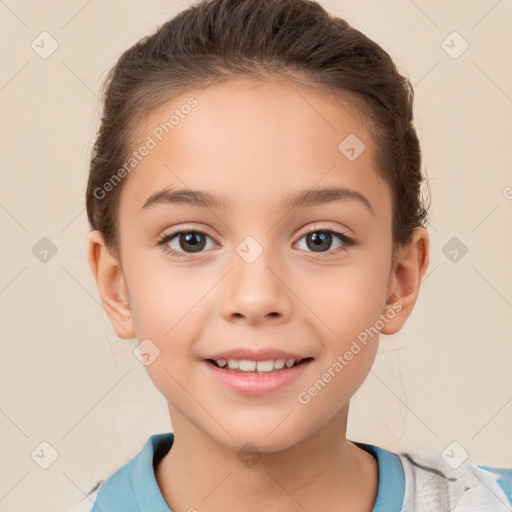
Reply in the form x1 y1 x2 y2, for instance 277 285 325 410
380 227 430 335
87 230 135 340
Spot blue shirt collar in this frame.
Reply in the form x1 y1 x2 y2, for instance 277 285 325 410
131 432 405 512
354 441 405 512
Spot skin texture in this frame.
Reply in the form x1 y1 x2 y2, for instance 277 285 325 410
88 77 429 511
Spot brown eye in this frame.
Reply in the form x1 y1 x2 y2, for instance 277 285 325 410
305 231 333 252
295 228 356 254
157 229 216 256
176 232 207 253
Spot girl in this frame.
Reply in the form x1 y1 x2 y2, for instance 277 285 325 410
76 0 511 510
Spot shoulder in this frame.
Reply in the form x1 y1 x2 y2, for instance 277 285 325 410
64 432 174 512
93 451 144 511
64 457 138 512
474 463 512 504
397 447 512 512
62 444 142 512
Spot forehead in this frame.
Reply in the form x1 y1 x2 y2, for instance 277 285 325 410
119 78 391 222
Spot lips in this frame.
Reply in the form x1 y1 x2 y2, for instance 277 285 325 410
206 347 309 361
203 356 314 395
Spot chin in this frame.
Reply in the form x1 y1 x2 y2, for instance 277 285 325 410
211 423 308 454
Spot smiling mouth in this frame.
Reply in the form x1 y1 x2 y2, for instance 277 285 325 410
205 357 314 373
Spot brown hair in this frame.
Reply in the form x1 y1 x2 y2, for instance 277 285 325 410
85 0 430 262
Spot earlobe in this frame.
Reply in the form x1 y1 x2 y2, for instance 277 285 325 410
380 227 430 335
87 230 135 340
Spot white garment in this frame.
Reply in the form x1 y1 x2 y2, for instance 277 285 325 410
398 448 512 512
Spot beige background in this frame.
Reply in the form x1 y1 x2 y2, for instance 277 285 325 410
1 0 511 510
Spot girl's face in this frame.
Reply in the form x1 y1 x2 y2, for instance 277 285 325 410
93 78 423 452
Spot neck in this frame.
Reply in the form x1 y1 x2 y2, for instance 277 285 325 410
155 404 379 512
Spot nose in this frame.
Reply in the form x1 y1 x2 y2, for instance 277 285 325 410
220 244 292 325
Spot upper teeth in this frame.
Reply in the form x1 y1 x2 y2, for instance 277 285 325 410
216 358 299 372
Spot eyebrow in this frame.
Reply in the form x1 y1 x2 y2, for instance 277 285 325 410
140 186 374 216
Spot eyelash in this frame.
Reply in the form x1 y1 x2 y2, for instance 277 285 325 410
156 226 357 258
157 228 212 258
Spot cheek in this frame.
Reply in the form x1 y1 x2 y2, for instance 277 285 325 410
297 253 390 342
127 258 206 338
127 266 203 398
126 260 213 385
